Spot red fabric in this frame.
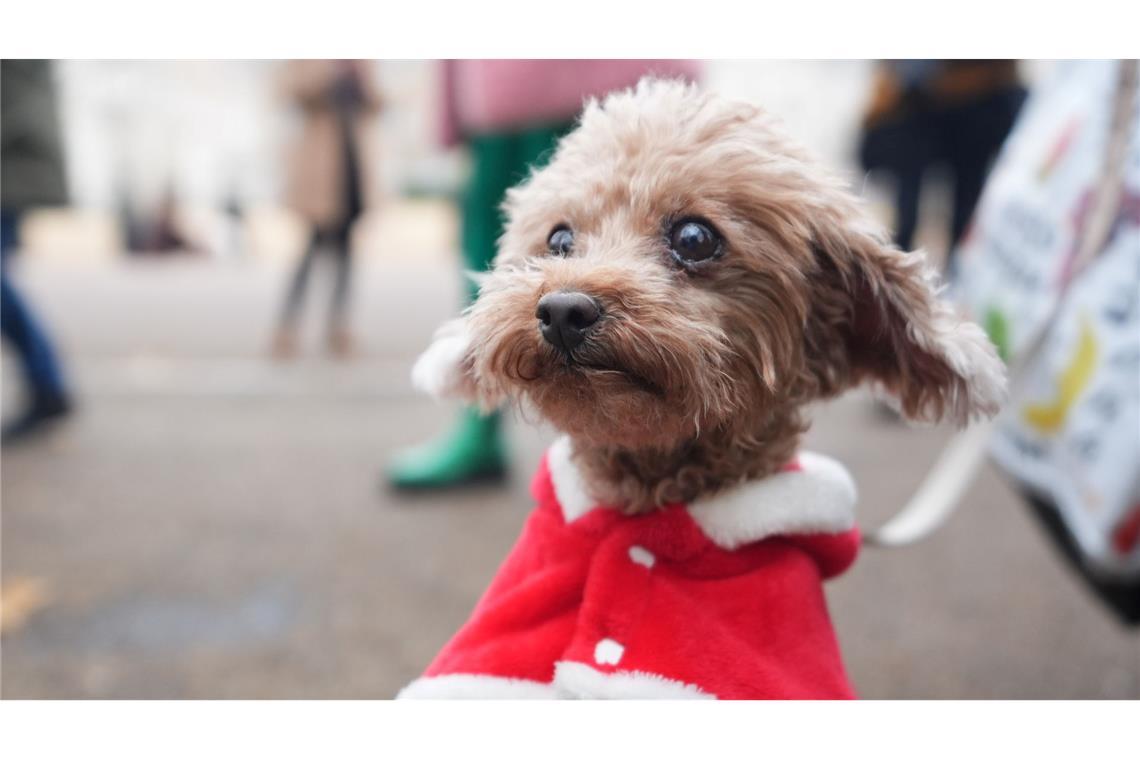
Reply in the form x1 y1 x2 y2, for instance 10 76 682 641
420 452 860 699
1112 504 1140 555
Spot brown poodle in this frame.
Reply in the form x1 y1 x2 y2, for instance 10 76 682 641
401 79 1005 699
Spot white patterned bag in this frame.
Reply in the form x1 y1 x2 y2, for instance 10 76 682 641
953 60 1140 620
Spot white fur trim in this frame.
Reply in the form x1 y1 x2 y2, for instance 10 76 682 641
547 436 599 523
411 319 471 399
686 452 857 550
547 436 856 545
553 661 714 700
593 638 625 666
397 674 557 699
400 666 714 700
628 545 656 568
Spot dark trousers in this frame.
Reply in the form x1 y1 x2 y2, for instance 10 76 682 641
860 88 1027 266
279 225 353 329
1 211 69 402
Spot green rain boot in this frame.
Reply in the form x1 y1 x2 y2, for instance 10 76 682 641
388 408 507 490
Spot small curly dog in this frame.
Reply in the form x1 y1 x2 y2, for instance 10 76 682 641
400 79 1005 699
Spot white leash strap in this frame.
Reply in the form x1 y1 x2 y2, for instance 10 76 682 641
865 60 1138 549
865 313 1059 549
863 419 996 548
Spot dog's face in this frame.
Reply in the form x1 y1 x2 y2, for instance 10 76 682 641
416 80 1005 453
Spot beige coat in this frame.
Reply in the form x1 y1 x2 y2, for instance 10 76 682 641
281 60 382 230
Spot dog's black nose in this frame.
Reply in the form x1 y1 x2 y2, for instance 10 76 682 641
536 291 601 353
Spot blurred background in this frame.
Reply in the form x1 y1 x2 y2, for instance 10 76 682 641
2 59 1137 699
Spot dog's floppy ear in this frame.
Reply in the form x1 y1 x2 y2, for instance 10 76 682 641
411 317 480 403
810 217 1006 425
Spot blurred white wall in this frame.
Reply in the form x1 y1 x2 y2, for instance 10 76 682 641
707 60 875 170
58 61 282 212
45 60 1053 264
56 60 880 217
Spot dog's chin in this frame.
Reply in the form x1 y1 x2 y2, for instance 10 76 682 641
520 354 693 449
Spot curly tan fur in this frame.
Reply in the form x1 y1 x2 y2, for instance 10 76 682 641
420 79 1006 513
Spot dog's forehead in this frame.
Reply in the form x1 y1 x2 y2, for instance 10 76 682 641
497 80 833 273
558 87 761 187
510 83 807 227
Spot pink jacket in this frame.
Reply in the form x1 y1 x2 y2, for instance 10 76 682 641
400 437 860 699
438 59 703 147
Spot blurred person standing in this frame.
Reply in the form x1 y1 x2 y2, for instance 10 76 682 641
1 60 73 444
388 60 701 490
859 60 1027 274
272 60 382 359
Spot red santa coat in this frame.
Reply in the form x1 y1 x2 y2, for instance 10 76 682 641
399 437 860 699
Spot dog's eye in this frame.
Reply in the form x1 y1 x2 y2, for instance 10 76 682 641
669 219 721 265
547 226 574 256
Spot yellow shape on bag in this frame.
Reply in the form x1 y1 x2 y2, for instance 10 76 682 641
1023 316 1098 435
